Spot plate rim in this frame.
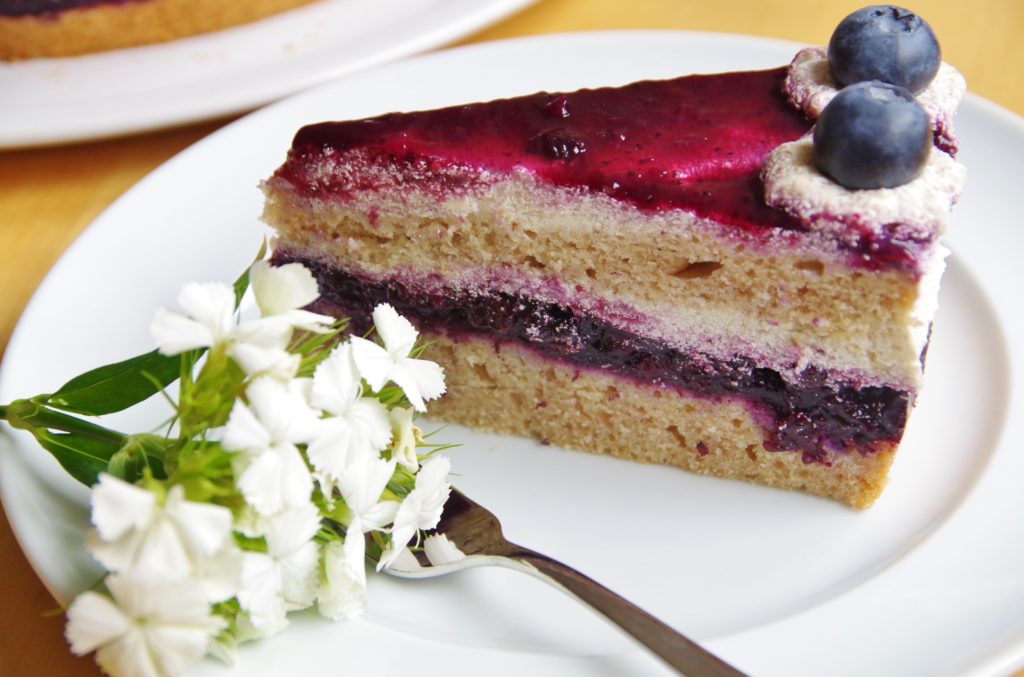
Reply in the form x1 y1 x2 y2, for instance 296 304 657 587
0 0 537 149
2 29 1022 676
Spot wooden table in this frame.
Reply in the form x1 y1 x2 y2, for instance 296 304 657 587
1 1 1021 674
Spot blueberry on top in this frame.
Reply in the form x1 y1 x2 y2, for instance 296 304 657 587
813 81 932 189
828 5 941 94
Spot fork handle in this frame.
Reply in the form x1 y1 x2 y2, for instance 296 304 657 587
501 547 746 677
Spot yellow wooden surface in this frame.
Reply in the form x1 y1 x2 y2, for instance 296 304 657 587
1 1 1021 674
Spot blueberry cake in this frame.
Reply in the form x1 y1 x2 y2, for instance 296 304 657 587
0 0 318 60
262 6 966 507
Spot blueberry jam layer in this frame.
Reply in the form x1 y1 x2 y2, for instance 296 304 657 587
277 68 813 233
0 0 138 16
275 251 910 460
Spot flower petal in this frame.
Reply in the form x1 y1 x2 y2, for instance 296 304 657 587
90 474 155 542
349 337 393 392
95 630 162 677
163 485 233 559
389 406 420 472
66 591 131 655
390 357 446 412
424 533 467 566
306 419 354 481
237 445 313 516
228 342 300 381
317 536 367 621
176 282 237 343
143 624 218 676
237 552 285 630
193 545 243 604
279 308 336 333
221 400 270 455
250 261 320 317
409 456 452 531
263 502 321 558
246 377 320 445
311 343 361 414
150 309 214 355
128 516 193 580
372 303 419 357
336 456 396 520
278 540 320 610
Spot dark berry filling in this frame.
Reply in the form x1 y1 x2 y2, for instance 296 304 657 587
275 250 910 459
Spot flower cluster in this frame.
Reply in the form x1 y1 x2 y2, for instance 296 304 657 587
47 258 451 676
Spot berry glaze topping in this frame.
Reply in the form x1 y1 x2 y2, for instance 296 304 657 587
278 68 812 233
0 0 138 16
275 250 910 460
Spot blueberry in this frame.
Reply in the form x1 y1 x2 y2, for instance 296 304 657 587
828 5 941 93
813 81 932 189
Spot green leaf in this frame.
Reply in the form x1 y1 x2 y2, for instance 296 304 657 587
33 430 123 487
46 349 182 416
234 239 267 306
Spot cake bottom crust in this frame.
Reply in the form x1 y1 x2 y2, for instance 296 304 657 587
426 334 896 509
0 0 318 60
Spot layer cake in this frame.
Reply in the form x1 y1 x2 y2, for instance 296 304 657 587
261 39 965 508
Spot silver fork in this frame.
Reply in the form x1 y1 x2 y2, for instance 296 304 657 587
379 489 747 677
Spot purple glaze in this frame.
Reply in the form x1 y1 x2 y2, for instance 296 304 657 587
0 0 139 16
276 250 909 458
277 68 814 234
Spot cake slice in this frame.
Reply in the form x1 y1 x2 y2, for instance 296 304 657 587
262 30 965 508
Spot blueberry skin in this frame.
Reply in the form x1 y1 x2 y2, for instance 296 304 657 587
829 5 941 93
813 81 933 189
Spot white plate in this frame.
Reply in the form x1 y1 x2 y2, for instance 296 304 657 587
0 0 534 148
2 32 1023 677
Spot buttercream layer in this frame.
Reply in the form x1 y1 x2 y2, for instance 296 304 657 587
272 248 911 458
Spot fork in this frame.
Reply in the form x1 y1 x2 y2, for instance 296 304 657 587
379 489 747 677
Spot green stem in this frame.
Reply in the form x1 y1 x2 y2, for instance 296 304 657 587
3 398 127 445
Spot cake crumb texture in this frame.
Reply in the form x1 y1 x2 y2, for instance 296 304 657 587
426 334 895 509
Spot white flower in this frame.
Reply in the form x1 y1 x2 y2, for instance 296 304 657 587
423 533 466 566
379 456 452 571
228 341 300 382
66 572 225 677
336 455 400 532
388 406 423 472
350 304 446 412
192 544 244 604
223 378 319 515
249 261 335 333
317 535 367 621
150 281 238 356
87 475 233 582
237 553 286 632
307 343 392 486
236 504 321 629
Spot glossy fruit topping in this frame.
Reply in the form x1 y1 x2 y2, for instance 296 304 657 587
281 68 812 232
828 5 941 93
813 81 932 189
